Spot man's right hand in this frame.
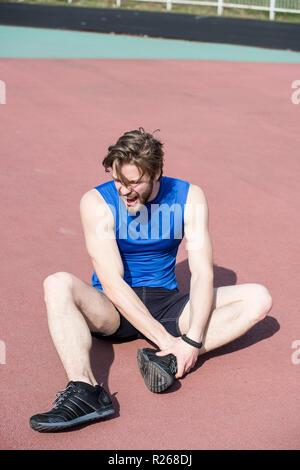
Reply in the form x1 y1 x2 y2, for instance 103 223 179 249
156 336 199 379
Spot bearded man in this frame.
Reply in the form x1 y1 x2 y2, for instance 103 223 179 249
30 128 272 432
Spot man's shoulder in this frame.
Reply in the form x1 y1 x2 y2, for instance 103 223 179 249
186 183 207 203
80 189 112 217
80 188 102 206
184 183 208 225
80 189 115 233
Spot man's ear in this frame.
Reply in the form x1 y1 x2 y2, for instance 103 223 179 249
155 170 162 181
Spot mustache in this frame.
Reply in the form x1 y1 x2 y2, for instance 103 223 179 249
120 193 138 198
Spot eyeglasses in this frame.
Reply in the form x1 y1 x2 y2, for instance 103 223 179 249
113 177 145 190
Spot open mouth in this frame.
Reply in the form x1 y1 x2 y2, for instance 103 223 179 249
125 196 139 206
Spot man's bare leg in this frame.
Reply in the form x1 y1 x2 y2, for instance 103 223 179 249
178 283 273 354
43 271 120 386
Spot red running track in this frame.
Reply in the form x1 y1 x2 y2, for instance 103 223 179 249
0 58 299 450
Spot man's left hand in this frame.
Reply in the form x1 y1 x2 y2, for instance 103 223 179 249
156 337 200 379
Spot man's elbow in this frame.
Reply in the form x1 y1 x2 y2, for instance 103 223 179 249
101 275 125 299
190 267 214 283
92 258 124 297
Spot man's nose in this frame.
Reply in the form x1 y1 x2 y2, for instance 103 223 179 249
118 184 132 196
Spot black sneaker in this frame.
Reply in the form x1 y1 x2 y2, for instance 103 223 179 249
29 381 115 432
137 348 177 393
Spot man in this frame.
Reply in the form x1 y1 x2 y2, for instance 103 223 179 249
30 128 272 432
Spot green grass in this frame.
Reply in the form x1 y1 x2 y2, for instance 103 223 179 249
1 0 300 23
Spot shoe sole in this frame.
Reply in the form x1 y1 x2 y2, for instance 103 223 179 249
30 406 115 432
137 349 175 393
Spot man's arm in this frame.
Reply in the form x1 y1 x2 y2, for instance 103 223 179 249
156 183 214 378
79 189 174 349
184 184 214 344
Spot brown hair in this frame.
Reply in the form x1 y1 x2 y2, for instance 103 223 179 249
102 127 164 185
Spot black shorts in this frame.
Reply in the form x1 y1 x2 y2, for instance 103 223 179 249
92 286 190 341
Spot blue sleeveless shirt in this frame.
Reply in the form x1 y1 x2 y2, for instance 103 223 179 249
91 176 190 291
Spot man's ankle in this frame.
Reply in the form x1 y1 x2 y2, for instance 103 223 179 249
68 375 98 387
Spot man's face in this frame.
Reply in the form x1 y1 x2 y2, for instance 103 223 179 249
111 162 159 215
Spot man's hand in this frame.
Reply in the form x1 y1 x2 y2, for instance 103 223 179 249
156 337 199 379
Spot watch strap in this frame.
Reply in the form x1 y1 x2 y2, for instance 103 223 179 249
181 334 203 349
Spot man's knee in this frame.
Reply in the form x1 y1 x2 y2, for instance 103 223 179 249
246 283 273 322
43 272 73 302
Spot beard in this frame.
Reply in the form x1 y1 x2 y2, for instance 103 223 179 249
121 179 154 215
